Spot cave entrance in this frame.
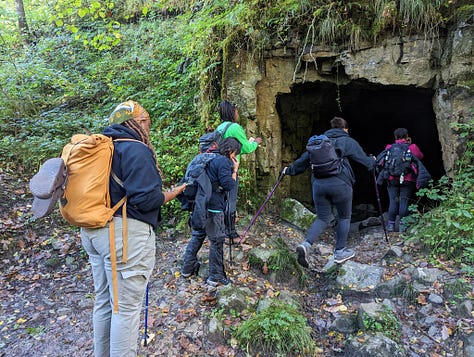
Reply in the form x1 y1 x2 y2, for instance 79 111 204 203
277 80 445 216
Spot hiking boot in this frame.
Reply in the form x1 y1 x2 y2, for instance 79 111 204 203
181 263 200 278
387 221 395 232
334 248 355 264
296 244 309 268
206 277 232 287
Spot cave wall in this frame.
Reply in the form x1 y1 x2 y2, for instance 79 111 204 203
224 23 473 207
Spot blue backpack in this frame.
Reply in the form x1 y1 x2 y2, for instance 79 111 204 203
198 122 233 153
306 135 343 178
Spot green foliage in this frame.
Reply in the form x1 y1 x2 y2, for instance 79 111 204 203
234 300 316 357
0 10 203 223
407 118 474 273
443 278 472 303
26 325 46 336
267 236 308 285
52 0 122 51
453 4 474 22
362 306 401 340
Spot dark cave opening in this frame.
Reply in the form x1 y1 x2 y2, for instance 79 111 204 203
277 80 445 214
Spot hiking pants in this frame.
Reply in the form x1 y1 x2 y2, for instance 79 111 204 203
182 229 206 275
81 217 155 357
207 211 227 281
227 175 239 212
182 212 226 281
305 177 352 251
387 180 415 222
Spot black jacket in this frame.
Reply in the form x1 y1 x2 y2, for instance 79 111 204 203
286 128 374 186
102 124 165 229
206 155 236 211
413 156 432 189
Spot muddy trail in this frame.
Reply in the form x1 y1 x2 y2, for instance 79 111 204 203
0 170 472 356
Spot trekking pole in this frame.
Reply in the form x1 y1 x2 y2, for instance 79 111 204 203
143 283 149 346
372 168 389 243
229 234 233 264
239 171 285 244
225 192 233 265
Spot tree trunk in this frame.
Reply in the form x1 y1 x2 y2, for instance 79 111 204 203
15 0 31 43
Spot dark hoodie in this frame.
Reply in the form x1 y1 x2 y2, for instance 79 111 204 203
206 154 236 211
102 124 165 229
286 128 374 186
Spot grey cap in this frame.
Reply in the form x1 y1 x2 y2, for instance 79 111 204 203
29 158 68 218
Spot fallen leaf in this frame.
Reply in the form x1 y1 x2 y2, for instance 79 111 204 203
201 294 217 303
175 312 189 323
178 335 190 349
441 325 451 340
417 294 427 305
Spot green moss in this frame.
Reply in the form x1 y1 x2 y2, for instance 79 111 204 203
281 198 315 231
267 236 308 285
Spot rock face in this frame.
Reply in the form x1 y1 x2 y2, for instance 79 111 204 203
224 23 473 196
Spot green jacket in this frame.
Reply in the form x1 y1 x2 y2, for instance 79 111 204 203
217 121 258 161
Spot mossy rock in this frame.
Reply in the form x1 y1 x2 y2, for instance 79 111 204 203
280 198 315 231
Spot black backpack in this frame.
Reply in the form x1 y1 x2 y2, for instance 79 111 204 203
306 134 343 178
178 153 219 229
198 122 233 153
376 143 413 178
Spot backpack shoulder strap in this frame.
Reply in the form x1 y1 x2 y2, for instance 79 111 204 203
113 138 148 147
111 171 124 187
218 122 233 136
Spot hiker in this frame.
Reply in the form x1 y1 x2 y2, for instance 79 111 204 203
216 100 262 241
282 116 374 266
80 101 186 357
181 137 242 286
380 128 424 232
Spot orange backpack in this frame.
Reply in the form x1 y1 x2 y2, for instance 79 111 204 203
59 133 126 227
60 133 132 313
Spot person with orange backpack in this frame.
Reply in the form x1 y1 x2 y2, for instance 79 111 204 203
80 101 186 357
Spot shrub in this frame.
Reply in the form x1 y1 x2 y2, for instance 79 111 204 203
234 300 316 356
407 119 474 274
361 306 401 341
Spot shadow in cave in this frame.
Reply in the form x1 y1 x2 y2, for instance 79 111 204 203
277 80 445 216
